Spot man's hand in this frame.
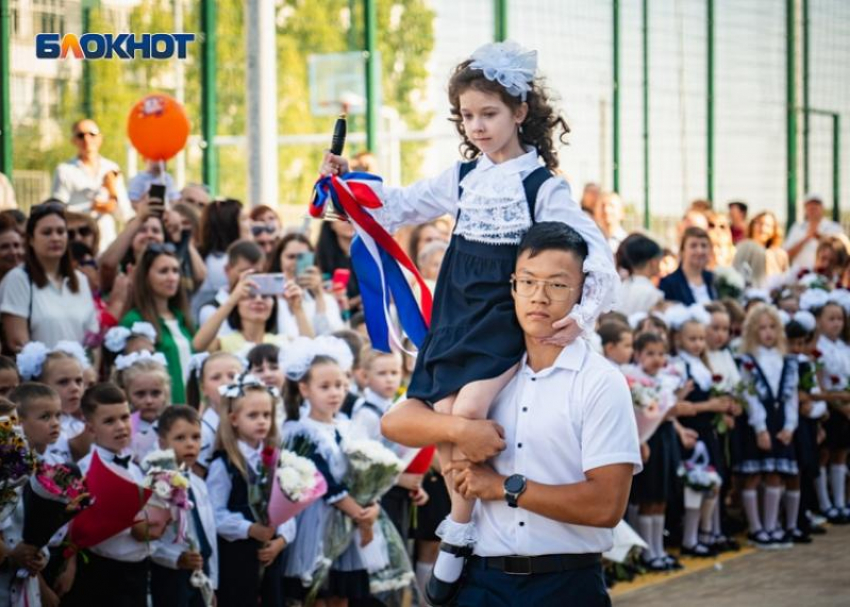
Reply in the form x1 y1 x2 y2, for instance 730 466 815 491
446 461 506 502
453 418 506 463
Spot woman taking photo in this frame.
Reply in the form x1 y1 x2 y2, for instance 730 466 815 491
660 226 718 304
0 200 98 350
192 272 286 357
268 233 341 338
120 242 194 404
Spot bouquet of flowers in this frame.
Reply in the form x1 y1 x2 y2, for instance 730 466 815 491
0 417 37 522
625 372 667 443
714 266 745 299
677 441 722 506
678 460 722 492
140 449 192 540
67 451 153 554
20 462 92 550
307 439 405 605
267 449 327 527
249 445 278 526
708 373 749 433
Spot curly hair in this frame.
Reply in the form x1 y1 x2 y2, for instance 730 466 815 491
447 60 570 171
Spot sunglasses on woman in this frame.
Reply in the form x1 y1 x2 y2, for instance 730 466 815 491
68 226 93 240
145 242 177 255
251 224 276 236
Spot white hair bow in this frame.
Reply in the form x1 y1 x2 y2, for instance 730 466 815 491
469 40 538 101
115 350 167 372
219 372 280 400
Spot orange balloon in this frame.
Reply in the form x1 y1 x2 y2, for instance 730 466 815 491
126 93 190 161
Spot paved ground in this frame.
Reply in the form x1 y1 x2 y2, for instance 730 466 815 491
613 525 850 607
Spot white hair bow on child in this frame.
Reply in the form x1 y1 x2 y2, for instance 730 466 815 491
104 322 158 353
778 310 817 332
663 304 711 331
219 372 280 400
16 341 91 381
281 336 354 382
469 40 538 101
114 350 168 372
799 288 830 312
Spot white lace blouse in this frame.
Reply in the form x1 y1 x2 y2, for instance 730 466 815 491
371 148 618 330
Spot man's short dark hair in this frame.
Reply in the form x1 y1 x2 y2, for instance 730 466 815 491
157 405 200 438
227 239 264 267
728 201 748 215
517 222 588 262
81 382 127 420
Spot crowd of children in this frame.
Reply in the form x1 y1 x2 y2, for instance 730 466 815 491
599 273 850 578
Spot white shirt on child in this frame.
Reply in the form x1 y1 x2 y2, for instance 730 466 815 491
206 440 297 544
78 445 150 562
348 387 394 443
60 413 85 439
473 339 642 557
152 471 219 589
614 275 664 316
817 334 850 390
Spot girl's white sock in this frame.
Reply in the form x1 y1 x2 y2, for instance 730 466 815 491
651 514 666 558
763 486 783 532
742 489 762 533
700 493 717 534
637 515 655 560
829 464 847 509
433 517 476 583
816 467 832 511
784 490 801 531
712 496 722 535
682 507 700 549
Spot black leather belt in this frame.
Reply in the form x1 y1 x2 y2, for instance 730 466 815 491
471 553 601 576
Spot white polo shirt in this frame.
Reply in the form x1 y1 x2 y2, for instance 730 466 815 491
784 218 844 270
474 339 642 557
0 266 99 347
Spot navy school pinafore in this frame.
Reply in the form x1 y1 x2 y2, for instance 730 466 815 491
406 159 552 406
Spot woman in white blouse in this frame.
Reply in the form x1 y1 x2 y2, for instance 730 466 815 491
1 200 98 351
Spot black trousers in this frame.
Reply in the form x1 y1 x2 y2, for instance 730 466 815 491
454 560 611 607
61 553 149 607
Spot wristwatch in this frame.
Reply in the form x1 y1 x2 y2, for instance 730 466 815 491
503 474 527 508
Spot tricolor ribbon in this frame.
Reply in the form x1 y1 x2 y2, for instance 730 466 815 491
311 173 433 353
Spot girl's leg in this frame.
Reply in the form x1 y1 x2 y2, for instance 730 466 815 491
785 475 802 532
447 364 520 524
741 474 763 534
699 487 719 545
815 448 833 513
829 449 848 511
681 496 702 550
636 502 655 560
763 473 783 535
428 365 518 593
648 502 668 561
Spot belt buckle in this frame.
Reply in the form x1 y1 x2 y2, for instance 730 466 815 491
504 556 533 576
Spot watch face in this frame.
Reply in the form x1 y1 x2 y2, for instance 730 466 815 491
505 475 525 493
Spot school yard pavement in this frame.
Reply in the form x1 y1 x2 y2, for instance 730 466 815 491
612 524 850 606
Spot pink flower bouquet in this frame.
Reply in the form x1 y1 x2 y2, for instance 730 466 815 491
267 449 327 528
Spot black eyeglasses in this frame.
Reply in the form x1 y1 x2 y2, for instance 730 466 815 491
145 242 176 255
68 226 93 240
77 258 98 269
251 225 276 236
74 131 99 139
